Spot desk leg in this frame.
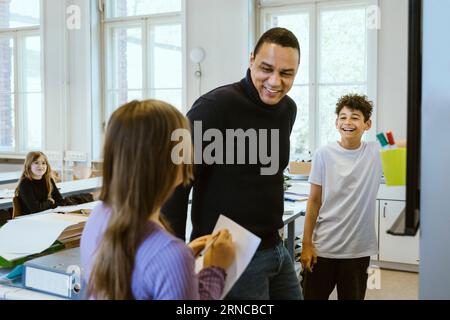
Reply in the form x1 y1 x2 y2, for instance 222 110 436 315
287 221 295 260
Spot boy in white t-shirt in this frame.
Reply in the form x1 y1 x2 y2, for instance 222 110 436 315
300 94 381 300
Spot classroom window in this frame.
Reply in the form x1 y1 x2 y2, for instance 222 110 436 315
103 0 183 119
105 0 181 18
260 0 377 157
0 0 42 153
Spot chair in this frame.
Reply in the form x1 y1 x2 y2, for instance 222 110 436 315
0 209 12 226
12 196 23 219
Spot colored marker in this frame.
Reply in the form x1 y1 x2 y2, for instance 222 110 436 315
386 131 397 148
376 133 389 149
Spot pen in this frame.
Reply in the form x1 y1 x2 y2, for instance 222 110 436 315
284 198 296 202
198 232 221 257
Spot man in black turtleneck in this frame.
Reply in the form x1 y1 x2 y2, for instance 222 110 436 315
162 27 302 300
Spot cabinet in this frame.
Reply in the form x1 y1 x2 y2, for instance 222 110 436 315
377 199 420 265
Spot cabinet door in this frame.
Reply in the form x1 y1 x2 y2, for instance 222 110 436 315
379 200 419 264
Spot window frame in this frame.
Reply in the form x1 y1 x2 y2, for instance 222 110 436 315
101 1 185 123
0 12 43 154
260 0 378 154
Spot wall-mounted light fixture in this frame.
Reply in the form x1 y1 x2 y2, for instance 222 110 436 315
190 47 205 96
190 46 205 77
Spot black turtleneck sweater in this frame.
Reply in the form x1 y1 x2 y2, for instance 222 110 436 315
162 69 297 249
18 178 64 215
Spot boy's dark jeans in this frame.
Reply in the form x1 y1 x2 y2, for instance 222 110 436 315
302 256 370 300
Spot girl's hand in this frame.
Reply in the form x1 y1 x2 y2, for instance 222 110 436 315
188 234 212 257
204 229 235 270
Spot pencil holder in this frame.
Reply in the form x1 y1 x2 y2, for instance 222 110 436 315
380 148 407 186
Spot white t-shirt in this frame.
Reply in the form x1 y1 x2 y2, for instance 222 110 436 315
308 141 382 259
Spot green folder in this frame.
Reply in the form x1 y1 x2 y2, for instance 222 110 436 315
0 241 65 269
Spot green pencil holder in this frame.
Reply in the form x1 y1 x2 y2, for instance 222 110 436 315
380 148 407 186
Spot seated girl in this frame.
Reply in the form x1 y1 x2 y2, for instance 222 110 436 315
16 151 64 216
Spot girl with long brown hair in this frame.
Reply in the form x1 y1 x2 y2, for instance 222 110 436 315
16 151 64 215
80 100 234 300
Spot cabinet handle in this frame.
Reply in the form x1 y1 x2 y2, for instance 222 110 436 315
383 203 387 218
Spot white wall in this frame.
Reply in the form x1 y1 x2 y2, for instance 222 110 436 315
42 0 66 152
185 0 251 107
41 0 93 162
65 0 93 159
377 0 408 139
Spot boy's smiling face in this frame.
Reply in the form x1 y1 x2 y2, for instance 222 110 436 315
336 106 372 143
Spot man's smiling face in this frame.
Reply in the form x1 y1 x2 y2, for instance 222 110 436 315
249 42 299 105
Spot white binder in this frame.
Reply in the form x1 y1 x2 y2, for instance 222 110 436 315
23 247 83 299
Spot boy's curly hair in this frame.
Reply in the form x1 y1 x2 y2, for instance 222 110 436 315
335 94 373 122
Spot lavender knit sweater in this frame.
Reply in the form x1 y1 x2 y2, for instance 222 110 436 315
80 202 225 300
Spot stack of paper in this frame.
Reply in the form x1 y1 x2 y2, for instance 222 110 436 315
53 201 100 214
54 201 100 248
0 213 88 262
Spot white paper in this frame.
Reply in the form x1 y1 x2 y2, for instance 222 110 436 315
0 189 14 199
0 213 87 261
53 201 100 213
195 215 261 299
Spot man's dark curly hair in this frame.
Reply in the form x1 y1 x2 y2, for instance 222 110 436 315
335 94 373 122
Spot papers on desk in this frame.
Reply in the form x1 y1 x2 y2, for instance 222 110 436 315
0 212 87 261
195 215 261 299
284 192 308 202
0 203 97 262
53 201 100 213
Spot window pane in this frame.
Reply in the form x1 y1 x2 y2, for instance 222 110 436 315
151 89 181 110
107 0 181 18
319 7 367 83
106 89 143 117
0 37 14 92
288 85 309 156
107 27 143 116
318 85 366 147
266 12 309 85
0 93 15 149
0 0 40 28
152 24 182 89
109 27 142 93
23 35 41 92
22 92 41 150
0 37 14 150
